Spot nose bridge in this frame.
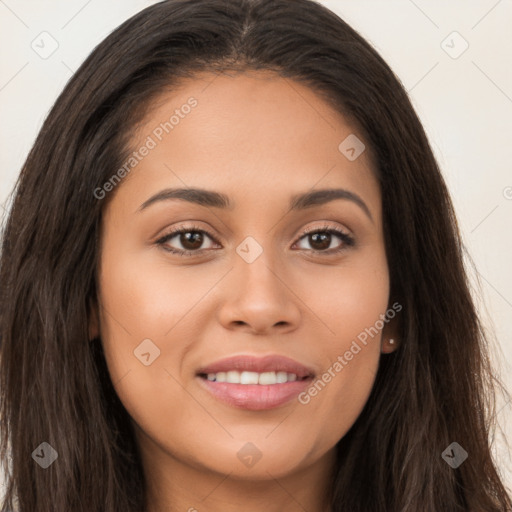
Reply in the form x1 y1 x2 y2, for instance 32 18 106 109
233 234 283 298
216 233 301 333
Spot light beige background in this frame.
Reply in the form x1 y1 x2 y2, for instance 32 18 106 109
1 0 511 497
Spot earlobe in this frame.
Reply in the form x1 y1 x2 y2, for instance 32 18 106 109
380 304 401 353
381 337 400 353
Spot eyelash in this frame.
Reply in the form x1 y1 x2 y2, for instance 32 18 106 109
155 223 355 257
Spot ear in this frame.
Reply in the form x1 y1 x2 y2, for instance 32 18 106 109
380 301 402 354
88 297 100 341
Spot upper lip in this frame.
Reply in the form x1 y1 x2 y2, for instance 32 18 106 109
196 354 315 379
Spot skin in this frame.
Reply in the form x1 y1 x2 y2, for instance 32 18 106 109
90 70 399 512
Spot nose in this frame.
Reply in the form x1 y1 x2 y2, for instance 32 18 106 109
217 251 301 335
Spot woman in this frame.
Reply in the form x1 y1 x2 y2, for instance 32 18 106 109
1 0 510 510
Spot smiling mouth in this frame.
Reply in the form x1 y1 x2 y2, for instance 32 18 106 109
195 371 314 411
197 370 311 385
195 354 315 409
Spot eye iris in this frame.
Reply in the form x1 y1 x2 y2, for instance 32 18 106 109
310 232 331 250
181 231 203 250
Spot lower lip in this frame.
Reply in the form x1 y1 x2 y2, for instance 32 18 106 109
196 375 313 411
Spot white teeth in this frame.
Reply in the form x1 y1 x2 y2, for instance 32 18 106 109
205 371 301 384
213 371 226 382
276 371 288 383
226 370 240 384
258 371 277 385
240 371 259 384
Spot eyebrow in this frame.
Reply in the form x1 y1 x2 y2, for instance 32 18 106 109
138 187 373 222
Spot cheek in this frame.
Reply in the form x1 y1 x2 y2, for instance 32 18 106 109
294 322 383 453
300 252 389 346
294 258 388 439
97 240 219 356
96 252 199 449
96 242 221 426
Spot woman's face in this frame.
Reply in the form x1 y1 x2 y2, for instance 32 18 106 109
92 71 397 486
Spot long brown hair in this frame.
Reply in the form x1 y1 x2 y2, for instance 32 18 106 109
1 0 511 510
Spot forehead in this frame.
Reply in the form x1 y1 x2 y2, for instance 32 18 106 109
110 70 380 216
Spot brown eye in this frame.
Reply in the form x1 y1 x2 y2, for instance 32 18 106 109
179 231 204 250
156 226 219 256
294 226 355 254
308 232 332 251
